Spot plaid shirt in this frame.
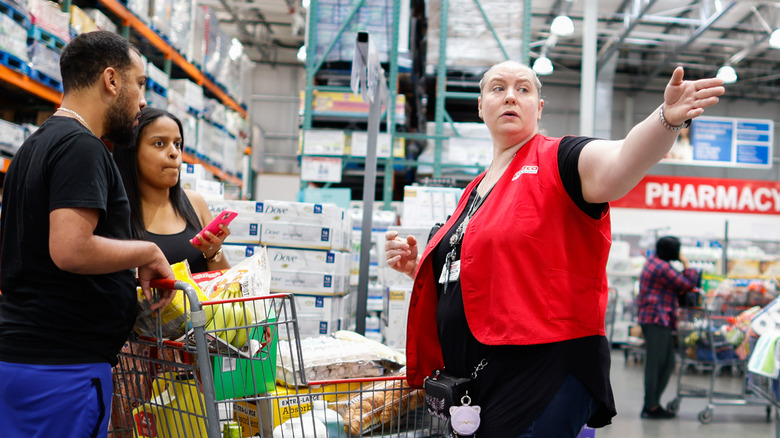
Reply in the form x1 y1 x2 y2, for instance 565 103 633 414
636 254 700 329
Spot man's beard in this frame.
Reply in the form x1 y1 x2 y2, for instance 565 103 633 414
103 86 137 144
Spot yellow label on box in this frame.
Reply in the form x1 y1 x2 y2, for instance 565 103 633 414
232 382 368 436
233 385 323 436
389 290 406 301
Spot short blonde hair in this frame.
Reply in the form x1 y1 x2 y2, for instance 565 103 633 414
479 61 542 99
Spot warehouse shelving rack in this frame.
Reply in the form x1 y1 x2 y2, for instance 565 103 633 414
0 0 247 188
299 0 405 208
299 0 532 207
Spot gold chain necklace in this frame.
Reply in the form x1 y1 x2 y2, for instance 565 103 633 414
58 107 95 136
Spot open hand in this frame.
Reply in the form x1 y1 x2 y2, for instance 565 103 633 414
663 66 725 126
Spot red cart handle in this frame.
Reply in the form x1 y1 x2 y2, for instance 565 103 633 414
149 279 178 290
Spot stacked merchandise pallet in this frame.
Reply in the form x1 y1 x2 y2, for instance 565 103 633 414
143 59 168 109
0 0 69 93
0 0 110 163
316 0 396 64
347 208 398 342
207 199 354 340
25 0 68 91
299 0 410 197
0 0 109 94
123 0 250 181
0 0 250 190
180 162 225 199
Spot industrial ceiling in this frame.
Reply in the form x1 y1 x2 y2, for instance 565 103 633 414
202 0 780 99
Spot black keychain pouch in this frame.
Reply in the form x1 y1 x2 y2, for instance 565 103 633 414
423 369 471 420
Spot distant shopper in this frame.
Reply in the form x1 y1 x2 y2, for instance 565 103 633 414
113 107 231 273
636 236 701 419
0 31 175 438
386 62 723 436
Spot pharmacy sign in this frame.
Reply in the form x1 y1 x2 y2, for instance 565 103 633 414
612 175 780 215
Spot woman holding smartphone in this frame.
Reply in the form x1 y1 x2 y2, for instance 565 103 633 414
114 107 231 273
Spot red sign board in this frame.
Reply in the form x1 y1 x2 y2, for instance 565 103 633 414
612 175 780 215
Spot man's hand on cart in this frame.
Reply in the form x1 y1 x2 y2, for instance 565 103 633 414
137 248 176 311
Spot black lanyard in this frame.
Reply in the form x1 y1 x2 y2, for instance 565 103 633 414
443 186 493 293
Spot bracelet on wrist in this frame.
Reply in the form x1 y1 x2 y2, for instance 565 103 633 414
659 105 691 132
204 247 223 263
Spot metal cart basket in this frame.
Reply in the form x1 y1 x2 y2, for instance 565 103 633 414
109 279 443 437
668 304 773 424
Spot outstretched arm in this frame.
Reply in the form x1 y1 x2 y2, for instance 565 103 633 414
579 67 725 203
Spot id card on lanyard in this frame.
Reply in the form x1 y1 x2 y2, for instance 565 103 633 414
439 257 461 284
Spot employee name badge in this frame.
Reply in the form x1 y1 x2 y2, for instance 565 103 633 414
438 259 461 284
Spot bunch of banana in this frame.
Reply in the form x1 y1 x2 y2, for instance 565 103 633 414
202 282 242 327
203 282 257 349
231 303 256 349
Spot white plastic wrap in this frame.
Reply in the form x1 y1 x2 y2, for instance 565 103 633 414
276 330 405 386
426 0 525 68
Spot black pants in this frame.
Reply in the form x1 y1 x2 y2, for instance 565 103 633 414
641 324 676 409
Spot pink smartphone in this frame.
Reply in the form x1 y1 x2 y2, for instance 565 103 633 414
191 210 238 244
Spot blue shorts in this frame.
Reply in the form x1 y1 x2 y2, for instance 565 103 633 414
0 360 112 438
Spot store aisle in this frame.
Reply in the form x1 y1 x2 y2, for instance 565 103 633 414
598 349 777 437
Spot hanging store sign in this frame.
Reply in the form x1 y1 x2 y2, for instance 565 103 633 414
612 175 780 215
661 116 773 168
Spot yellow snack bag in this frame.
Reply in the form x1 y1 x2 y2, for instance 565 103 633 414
134 261 209 339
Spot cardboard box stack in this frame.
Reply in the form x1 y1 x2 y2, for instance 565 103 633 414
348 208 397 342
400 186 462 229
207 200 353 339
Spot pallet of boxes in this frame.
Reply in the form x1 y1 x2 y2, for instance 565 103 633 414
207 199 353 339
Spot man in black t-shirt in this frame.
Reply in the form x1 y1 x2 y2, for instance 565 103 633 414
0 31 175 438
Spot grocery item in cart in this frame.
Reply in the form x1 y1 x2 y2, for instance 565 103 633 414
203 247 271 299
333 378 424 436
747 330 780 378
131 371 208 438
272 413 327 438
276 330 406 386
134 261 208 339
751 297 780 335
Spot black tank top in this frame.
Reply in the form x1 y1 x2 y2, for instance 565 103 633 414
146 222 209 273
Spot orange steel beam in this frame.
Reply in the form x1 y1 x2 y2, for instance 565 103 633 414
0 64 62 104
98 0 247 118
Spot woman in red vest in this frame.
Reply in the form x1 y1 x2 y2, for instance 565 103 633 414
386 61 724 437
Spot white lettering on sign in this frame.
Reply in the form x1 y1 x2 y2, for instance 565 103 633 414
644 182 780 213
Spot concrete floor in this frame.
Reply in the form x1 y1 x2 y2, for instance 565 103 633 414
597 348 779 438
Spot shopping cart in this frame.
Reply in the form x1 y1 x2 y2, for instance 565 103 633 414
667 304 773 424
110 279 442 437
745 372 780 438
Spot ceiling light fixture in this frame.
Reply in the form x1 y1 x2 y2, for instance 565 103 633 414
550 15 574 36
229 38 243 61
770 29 780 49
532 56 553 75
716 65 737 84
297 45 307 63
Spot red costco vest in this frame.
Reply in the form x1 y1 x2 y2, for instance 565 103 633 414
405 134 612 386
